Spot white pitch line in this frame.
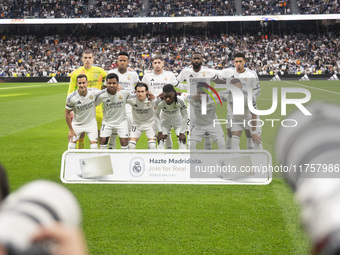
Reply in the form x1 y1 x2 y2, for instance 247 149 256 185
283 80 340 95
0 83 68 90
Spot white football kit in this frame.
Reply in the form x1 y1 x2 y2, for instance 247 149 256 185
96 89 132 138
176 67 217 93
107 68 139 91
217 67 262 132
107 68 140 132
176 66 218 137
127 97 156 139
142 70 178 96
154 96 188 135
225 90 259 132
66 88 100 142
217 67 261 98
183 93 226 149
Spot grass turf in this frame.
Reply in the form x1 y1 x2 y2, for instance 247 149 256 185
2 80 339 254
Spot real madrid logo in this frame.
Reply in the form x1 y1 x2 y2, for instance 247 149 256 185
202 72 206 77
165 77 168 81
128 76 131 80
129 157 145 177
147 102 150 106
174 105 177 109
89 95 93 99
244 77 248 81
119 95 122 100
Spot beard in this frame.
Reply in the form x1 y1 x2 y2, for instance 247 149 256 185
192 62 201 69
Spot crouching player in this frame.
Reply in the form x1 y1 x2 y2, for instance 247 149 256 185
154 84 187 150
127 83 157 149
65 74 100 149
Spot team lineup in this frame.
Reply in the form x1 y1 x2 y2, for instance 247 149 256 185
65 49 263 150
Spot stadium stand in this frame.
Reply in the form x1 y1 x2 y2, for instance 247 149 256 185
0 29 338 77
0 0 338 18
242 0 291 15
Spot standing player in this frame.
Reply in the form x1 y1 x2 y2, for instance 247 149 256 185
176 52 218 150
225 78 262 150
216 52 261 149
183 84 227 150
107 52 139 149
65 74 100 150
67 49 107 149
95 73 133 150
127 83 157 150
154 84 187 150
142 54 179 149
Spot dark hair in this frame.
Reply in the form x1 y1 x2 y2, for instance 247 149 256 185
162 84 177 103
163 84 176 93
152 54 163 62
0 164 9 201
76 74 87 81
106 72 119 82
234 52 246 60
230 78 242 85
118 52 129 58
135 82 148 91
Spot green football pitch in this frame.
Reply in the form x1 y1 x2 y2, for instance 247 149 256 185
1 80 340 254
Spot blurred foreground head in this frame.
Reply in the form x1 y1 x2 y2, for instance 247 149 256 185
276 102 340 254
0 180 81 255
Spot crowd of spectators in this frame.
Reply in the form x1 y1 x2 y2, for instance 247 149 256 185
147 0 235 17
88 1 143 18
297 0 339 14
0 0 338 18
242 0 291 15
0 29 338 77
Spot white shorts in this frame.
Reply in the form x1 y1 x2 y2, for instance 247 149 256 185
161 117 182 136
130 123 157 139
100 120 129 138
190 123 225 143
72 121 98 142
185 107 190 133
126 104 132 130
229 115 262 134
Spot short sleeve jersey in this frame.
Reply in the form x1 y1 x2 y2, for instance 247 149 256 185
66 88 100 125
107 68 139 91
176 67 217 94
127 97 155 129
142 70 178 96
154 96 187 121
218 67 261 98
96 89 132 125
183 93 227 126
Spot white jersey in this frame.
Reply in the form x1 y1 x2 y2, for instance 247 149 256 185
96 89 132 125
176 67 217 93
154 96 187 133
107 68 139 91
225 89 256 120
217 67 261 98
183 92 228 126
142 70 178 96
127 97 155 129
66 88 99 126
